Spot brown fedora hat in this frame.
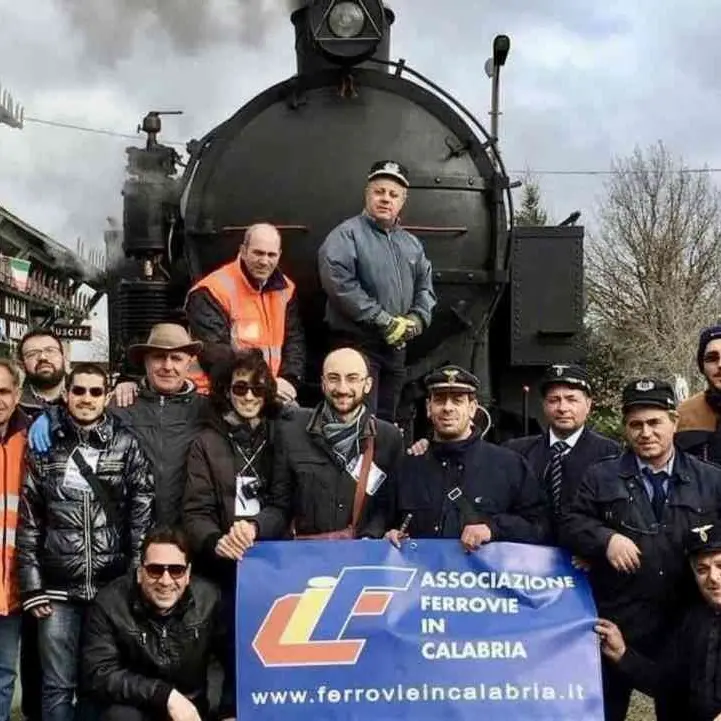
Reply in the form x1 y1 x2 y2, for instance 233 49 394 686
127 323 203 365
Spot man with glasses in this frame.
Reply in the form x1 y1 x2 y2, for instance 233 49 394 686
17 362 154 721
16 329 68 721
676 325 721 463
237 347 403 545
31 323 207 527
81 526 233 721
559 378 721 721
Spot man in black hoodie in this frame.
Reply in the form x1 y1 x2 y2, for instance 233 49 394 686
386 365 550 549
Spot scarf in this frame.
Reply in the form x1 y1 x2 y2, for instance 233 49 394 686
320 402 368 467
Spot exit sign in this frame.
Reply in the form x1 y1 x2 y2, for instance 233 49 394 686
53 323 92 341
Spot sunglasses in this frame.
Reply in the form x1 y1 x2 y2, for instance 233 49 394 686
231 381 266 397
70 386 105 398
704 351 721 365
143 563 188 580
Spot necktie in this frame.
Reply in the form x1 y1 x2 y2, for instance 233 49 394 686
548 440 569 515
642 468 669 521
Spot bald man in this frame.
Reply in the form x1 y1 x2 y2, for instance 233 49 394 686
244 347 403 543
185 223 306 399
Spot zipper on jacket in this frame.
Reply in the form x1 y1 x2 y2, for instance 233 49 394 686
83 492 93 599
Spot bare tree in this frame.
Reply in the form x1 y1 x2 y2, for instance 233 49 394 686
586 141 721 392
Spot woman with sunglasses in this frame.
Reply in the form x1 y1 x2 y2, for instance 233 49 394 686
183 347 289 710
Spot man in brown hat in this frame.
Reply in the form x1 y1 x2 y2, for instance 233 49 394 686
29 323 209 526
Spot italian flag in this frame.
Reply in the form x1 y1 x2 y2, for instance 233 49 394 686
9 257 30 292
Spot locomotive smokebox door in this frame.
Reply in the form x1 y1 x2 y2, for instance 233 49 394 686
510 225 584 365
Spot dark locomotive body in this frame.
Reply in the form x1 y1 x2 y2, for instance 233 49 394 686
110 1 584 437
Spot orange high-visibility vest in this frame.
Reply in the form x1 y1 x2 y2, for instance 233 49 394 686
0 417 26 615
186 259 295 395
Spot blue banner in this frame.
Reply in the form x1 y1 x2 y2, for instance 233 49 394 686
236 540 604 721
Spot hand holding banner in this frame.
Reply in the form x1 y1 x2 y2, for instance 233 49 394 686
236 540 604 720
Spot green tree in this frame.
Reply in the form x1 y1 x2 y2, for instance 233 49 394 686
514 174 550 226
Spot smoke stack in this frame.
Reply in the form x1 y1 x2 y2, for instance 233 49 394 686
291 1 395 76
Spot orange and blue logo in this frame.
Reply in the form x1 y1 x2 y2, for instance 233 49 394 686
252 566 417 667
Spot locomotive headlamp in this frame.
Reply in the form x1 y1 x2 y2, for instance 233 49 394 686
328 1 365 38
308 0 387 65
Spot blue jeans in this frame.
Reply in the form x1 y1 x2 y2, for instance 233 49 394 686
0 613 21 721
37 601 90 721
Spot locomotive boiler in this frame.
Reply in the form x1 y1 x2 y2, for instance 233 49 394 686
109 0 585 437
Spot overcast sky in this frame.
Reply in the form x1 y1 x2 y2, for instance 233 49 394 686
1 0 720 356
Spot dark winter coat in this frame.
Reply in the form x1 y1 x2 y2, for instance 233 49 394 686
254 405 404 539
559 449 721 646
395 429 551 543
17 410 154 609
80 573 228 718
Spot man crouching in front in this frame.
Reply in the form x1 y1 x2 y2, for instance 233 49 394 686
80 526 234 721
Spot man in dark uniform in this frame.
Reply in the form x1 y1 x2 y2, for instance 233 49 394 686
318 160 436 422
597 521 721 720
560 378 721 721
676 325 721 463
505 364 620 535
386 365 550 549
234 347 403 547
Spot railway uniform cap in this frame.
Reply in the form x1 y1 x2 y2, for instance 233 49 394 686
697 324 721 371
128 323 203 365
540 364 592 396
367 160 410 188
621 378 676 412
425 365 479 395
686 523 721 557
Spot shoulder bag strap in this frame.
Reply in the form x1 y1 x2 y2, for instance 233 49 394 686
351 437 375 532
70 449 121 526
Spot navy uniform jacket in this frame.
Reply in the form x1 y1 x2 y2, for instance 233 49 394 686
559 449 721 648
392 430 551 544
504 427 621 518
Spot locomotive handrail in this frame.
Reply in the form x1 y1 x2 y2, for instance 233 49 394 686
365 57 515 242
401 225 468 236
222 224 309 233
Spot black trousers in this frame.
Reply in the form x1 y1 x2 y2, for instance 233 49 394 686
100 705 155 721
330 332 406 422
20 612 42 721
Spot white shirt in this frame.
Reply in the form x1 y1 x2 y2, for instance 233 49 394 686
549 425 584 454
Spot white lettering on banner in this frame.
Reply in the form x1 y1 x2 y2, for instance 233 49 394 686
421 640 527 661
420 595 519 614
420 571 575 591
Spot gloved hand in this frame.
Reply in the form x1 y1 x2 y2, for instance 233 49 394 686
29 411 53 454
402 313 423 341
383 316 415 346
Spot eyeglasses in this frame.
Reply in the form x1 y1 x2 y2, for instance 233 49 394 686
143 563 188 580
70 386 105 398
22 346 62 361
231 381 266 397
704 351 721 365
323 374 368 387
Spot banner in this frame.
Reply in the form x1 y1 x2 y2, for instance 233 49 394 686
236 540 604 721
9 257 30 292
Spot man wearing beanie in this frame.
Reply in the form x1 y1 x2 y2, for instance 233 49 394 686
560 378 721 721
504 364 620 537
676 325 721 463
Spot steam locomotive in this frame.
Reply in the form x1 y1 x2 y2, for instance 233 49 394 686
107 0 585 438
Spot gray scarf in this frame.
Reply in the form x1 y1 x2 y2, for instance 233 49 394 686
320 402 367 467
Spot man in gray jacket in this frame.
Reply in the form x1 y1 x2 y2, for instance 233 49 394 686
318 160 436 422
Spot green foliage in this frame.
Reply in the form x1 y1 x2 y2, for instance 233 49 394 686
514 174 550 226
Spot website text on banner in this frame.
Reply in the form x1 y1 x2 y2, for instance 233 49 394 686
236 539 604 721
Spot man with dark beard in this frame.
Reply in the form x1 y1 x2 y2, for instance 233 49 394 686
385 365 550 549
16 329 67 721
676 325 721 463
235 347 403 544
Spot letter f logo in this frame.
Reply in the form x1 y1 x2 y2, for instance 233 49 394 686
252 566 416 667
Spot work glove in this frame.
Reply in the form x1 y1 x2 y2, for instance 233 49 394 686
29 409 60 454
383 316 415 346
402 313 423 341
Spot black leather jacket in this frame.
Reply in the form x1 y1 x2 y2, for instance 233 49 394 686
81 573 228 718
17 410 154 609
